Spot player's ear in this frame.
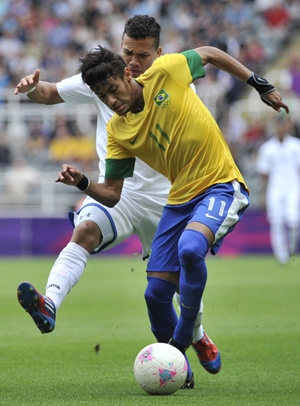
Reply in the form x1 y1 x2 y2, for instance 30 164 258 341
156 46 162 58
124 67 132 81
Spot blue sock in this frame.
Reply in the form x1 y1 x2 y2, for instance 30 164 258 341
145 276 193 380
144 276 178 342
173 229 209 347
184 353 193 380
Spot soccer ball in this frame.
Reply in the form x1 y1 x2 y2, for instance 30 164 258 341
133 342 188 395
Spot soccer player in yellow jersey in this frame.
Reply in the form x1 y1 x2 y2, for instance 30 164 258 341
56 45 288 372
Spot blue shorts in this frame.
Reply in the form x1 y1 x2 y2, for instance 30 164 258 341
147 180 249 273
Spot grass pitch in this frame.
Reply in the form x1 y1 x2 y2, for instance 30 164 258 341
0 255 299 406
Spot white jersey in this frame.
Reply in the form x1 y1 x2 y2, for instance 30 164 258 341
256 135 300 196
57 74 171 197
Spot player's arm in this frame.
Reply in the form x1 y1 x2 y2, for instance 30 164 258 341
14 69 64 105
194 46 289 114
55 164 123 208
196 46 251 81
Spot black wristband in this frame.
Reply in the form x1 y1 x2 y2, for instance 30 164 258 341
76 174 90 191
246 72 276 96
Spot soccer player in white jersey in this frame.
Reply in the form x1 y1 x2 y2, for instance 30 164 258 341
256 114 300 264
15 16 216 387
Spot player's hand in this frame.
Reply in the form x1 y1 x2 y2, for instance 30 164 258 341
14 69 40 95
55 164 83 186
261 90 289 114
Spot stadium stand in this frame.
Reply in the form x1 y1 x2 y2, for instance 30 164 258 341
0 0 300 216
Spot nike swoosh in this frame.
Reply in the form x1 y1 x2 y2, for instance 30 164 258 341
129 135 138 145
205 213 220 221
181 303 197 309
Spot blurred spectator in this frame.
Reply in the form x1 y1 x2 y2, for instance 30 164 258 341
158 27 184 54
288 0 300 30
0 57 10 102
0 24 23 64
195 66 226 121
0 131 12 168
24 120 52 169
82 0 102 29
7 49 39 84
263 2 290 29
242 35 266 73
172 3 195 36
124 0 160 18
40 46 66 84
70 16 93 48
0 0 10 18
222 24 242 59
256 114 300 264
242 119 266 149
224 0 254 31
3 156 41 204
280 52 300 99
48 116 97 170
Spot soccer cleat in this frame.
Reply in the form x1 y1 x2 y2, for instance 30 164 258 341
168 336 192 354
168 340 195 390
181 353 195 390
181 372 194 389
192 332 221 374
17 281 56 334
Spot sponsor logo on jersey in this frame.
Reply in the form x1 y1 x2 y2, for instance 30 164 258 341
154 89 170 107
129 134 139 145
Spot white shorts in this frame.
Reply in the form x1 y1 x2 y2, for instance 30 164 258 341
69 189 167 259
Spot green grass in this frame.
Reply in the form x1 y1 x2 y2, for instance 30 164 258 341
0 255 299 405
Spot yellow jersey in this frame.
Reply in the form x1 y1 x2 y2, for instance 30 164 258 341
106 50 247 205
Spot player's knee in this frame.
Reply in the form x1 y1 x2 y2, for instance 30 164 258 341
71 221 102 252
144 277 164 307
144 276 176 308
178 229 209 271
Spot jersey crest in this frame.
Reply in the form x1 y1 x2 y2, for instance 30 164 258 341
154 88 170 107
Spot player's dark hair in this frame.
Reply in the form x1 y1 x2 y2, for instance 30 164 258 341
122 15 161 49
79 45 126 93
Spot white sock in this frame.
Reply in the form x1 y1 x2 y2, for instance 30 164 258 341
174 292 204 343
45 242 89 311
